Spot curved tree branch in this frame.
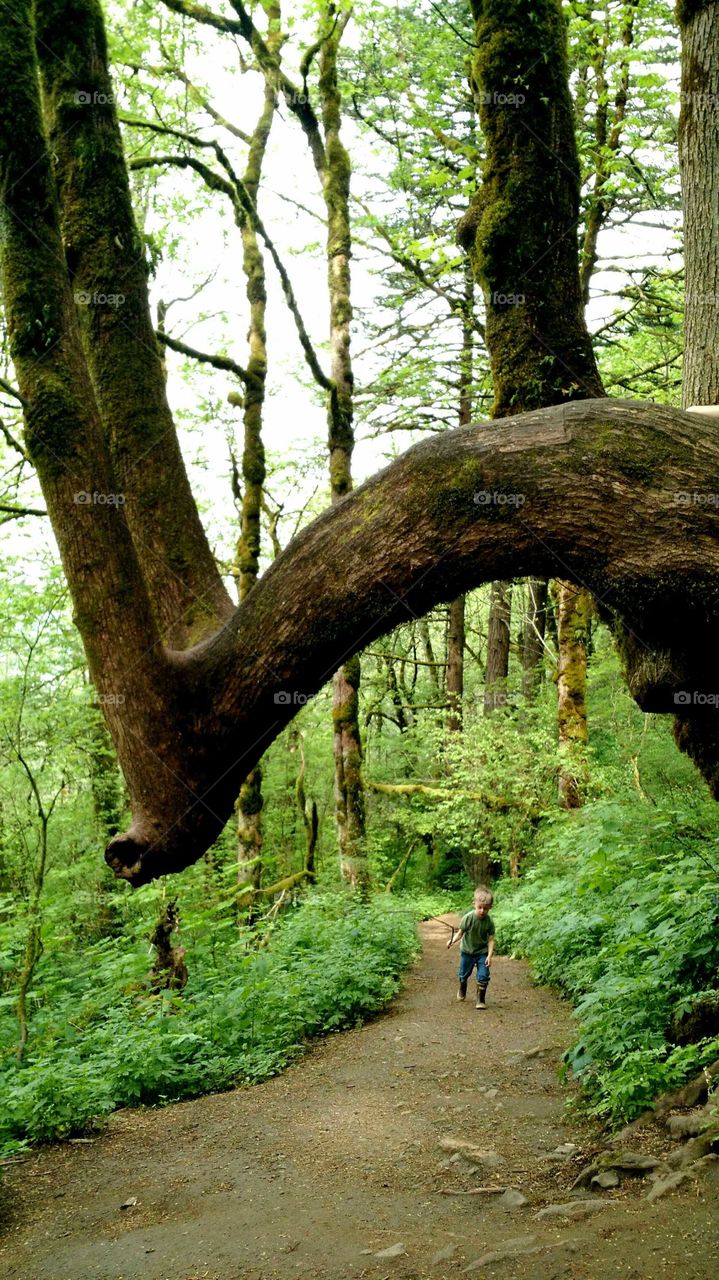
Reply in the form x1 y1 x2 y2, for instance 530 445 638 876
106 399 719 885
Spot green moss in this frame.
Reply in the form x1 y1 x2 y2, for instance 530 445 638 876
676 0 715 25
462 0 603 414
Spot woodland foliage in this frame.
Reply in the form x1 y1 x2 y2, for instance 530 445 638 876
0 0 718 1155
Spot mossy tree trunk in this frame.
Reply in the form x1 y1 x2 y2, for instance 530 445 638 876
459 0 605 795
34 0 234 647
234 7 282 917
0 0 182 846
333 653 367 889
319 9 368 890
551 580 593 807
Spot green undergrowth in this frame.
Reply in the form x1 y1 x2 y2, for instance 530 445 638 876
496 798 719 1127
0 890 444 1156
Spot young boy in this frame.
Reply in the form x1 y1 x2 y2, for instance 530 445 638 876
447 886 495 1009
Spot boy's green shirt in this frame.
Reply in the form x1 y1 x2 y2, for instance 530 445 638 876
459 909 495 954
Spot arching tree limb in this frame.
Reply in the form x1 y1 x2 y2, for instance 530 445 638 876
105 399 719 884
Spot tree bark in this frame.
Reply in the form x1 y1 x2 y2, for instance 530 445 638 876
446 596 466 731
667 0 719 791
459 0 605 416
483 581 512 713
333 654 367 888
0 0 182 839
113 399 719 882
149 901 188 993
679 0 719 407
551 580 593 807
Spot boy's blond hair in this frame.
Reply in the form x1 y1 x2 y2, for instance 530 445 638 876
473 885 494 907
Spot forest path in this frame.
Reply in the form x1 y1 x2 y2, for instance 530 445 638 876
1 916 717 1280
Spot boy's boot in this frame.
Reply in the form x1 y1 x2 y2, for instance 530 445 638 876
457 979 467 1001
476 985 487 1010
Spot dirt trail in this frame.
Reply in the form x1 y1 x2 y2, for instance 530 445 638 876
1 917 717 1280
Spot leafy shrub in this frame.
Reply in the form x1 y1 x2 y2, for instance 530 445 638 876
0 891 422 1154
496 797 719 1125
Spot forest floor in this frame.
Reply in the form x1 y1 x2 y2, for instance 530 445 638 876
1 916 717 1280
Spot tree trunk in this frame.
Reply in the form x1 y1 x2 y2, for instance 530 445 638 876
295 732 318 882
446 263 475 732
385 656 410 731
35 0 234 646
522 578 548 699
236 769 263 910
89 703 123 839
446 596 466 731
671 0 719 787
320 14 368 889
333 654 367 889
578 1 639 302
16 817 48 1061
149 900 188 994
234 12 281 915
551 580 593 808
679 0 719 408
484 582 512 713
460 0 606 787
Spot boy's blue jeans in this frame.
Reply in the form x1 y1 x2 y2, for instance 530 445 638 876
458 950 490 986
